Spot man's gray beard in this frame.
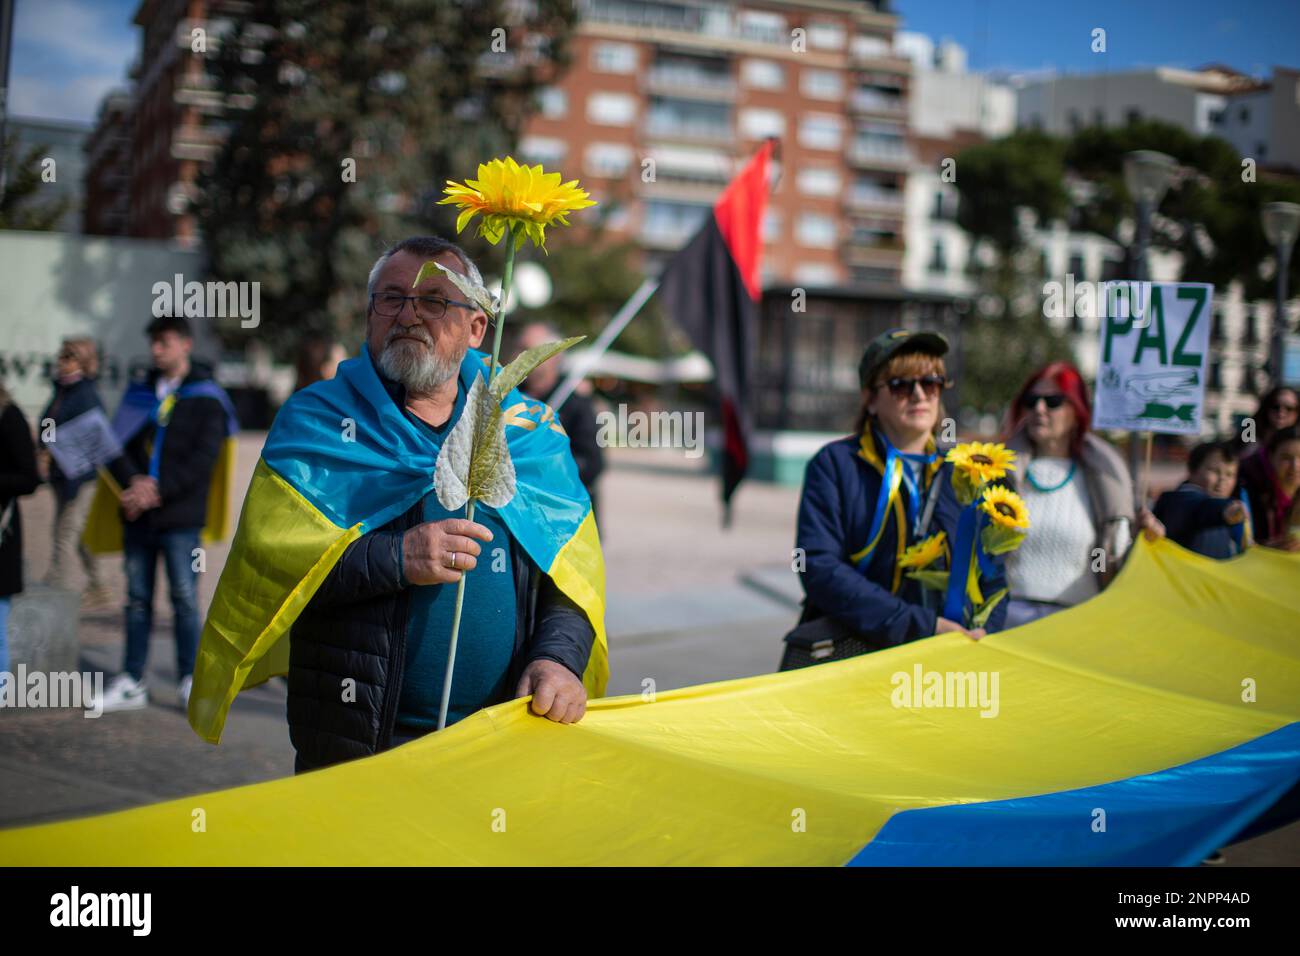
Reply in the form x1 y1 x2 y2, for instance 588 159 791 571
377 338 461 395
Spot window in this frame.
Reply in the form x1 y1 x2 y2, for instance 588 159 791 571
518 135 566 167
801 69 843 100
794 262 839 285
1126 107 1142 124
763 210 782 242
739 10 785 44
741 59 785 89
537 86 566 118
796 213 837 248
931 191 944 219
592 42 637 74
739 107 785 139
1068 252 1086 281
587 92 636 126
585 142 633 178
928 240 946 273
1239 106 1251 122
796 167 841 197
799 113 842 150
807 20 845 50
643 199 710 242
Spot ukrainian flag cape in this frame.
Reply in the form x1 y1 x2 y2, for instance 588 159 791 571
82 377 240 554
187 346 607 744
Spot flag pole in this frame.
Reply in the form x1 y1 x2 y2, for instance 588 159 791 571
550 276 659 412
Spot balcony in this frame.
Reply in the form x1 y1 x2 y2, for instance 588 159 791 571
847 141 912 170
644 114 734 145
845 188 905 214
844 237 905 267
849 89 905 116
645 66 737 100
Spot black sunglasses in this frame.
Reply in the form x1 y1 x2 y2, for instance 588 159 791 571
1022 393 1067 410
879 375 947 399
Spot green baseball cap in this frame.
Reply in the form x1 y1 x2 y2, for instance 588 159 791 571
858 328 949 389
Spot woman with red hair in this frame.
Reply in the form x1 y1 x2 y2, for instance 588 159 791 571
999 362 1135 628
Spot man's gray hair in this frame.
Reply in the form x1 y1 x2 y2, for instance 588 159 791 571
366 236 484 299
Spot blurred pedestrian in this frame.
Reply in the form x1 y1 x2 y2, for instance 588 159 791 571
92 316 238 713
38 337 109 603
1151 441 1248 559
0 382 40 685
999 362 1137 628
516 321 605 524
789 329 1005 662
1235 387 1298 506
294 334 349 392
1238 424 1300 551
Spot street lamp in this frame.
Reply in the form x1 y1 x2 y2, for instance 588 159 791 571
1261 201 1300 385
1122 150 1177 508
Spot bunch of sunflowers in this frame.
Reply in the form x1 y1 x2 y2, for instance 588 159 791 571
900 442 1030 629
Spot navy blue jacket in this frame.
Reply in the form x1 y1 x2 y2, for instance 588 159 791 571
796 433 1008 646
1153 483 1240 560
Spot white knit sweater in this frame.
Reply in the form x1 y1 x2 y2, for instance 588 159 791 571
1005 457 1100 605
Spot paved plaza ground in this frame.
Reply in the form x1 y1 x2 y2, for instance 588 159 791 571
1 434 1294 865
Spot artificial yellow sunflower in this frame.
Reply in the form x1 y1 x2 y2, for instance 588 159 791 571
438 156 596 251
980 485 1031 531
899 531 947 570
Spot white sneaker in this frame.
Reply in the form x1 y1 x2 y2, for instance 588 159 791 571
98 674 149 713
177 675 193 712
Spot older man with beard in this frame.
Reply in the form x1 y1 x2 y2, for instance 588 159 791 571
275 236 597 772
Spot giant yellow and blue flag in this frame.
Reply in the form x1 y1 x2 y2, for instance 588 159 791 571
186 344 608 744
1 536 1296 866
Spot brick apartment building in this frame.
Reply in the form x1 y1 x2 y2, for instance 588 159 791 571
83 0 246 246
519 0 911 287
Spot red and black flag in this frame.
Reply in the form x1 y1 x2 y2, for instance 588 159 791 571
658 138 774 526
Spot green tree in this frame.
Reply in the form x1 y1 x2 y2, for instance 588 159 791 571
195 0 577 355
0 134 73 230
953 131 1074 415
1063 119 1300 299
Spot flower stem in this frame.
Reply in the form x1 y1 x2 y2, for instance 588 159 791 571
487 224 520 385
436 226 519 731
436 498 476 731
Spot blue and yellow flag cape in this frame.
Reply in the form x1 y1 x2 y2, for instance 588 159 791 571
2 537 1296 865
187 345 608 744
81 377 240 554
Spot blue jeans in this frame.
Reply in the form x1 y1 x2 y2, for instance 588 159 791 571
123 524 201 683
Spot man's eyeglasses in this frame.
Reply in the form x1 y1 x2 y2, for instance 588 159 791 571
878 375 947 400
1022 393 1067 410
369 292 475 321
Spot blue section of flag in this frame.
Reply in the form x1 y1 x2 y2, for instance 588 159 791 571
846 721 1300 866
261 345 590 572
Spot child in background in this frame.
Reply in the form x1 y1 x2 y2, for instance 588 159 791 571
1152 441 1248 559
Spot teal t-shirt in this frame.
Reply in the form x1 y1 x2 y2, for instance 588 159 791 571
396 384 517 729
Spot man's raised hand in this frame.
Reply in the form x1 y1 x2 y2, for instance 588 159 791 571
401 518 493 585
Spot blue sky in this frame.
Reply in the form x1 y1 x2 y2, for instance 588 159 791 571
8 0 138 125
893 0 1300 77
8 0 1299 125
